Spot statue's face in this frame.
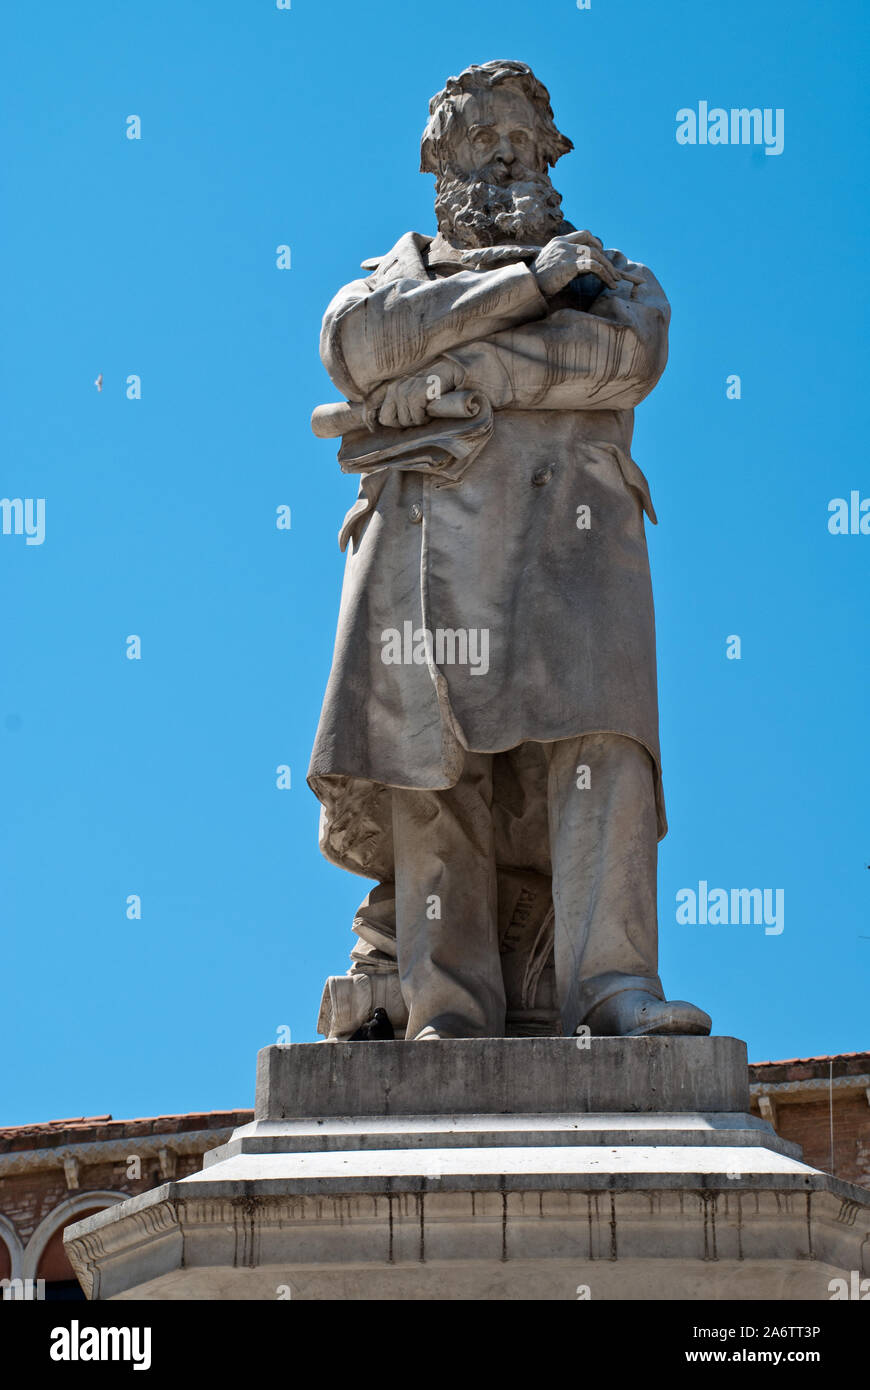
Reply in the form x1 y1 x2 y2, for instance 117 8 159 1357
433 82 565 249
450 88 542 183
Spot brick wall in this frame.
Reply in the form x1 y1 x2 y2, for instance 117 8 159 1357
749 1051 870 1191
769 1097 870 1187
0 1110 253 1289
0 1151 208 1249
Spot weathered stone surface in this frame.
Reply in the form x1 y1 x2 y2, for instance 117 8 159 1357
255 1037 749 1119
63 1038 870 1300
208 1112 800 1161
65 1148 870 1302
306 60 710 1042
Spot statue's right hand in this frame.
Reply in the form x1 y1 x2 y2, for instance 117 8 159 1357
373 358 462 429
531 231 623 298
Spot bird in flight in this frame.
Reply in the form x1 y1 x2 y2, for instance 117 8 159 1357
94 373 103 392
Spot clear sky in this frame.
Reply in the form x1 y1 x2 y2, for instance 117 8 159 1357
2 0 867 1125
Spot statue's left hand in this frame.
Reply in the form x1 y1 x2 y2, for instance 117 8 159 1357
375 358 462 429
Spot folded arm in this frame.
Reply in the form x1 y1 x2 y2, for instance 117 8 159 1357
320 262 549 401
442 259 670 412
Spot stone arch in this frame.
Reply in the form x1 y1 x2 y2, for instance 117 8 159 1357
22 1191 126 1283
0 1213 25 1283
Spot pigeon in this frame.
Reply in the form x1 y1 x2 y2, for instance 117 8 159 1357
349 1007 394 1041
94 373 103 392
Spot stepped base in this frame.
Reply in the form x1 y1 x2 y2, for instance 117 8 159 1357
64 1039 870 1300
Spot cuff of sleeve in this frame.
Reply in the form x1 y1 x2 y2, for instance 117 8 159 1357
512 260 549 317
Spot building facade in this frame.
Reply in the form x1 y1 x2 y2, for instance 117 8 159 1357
0 1109 251 1299
749 1051 870 1189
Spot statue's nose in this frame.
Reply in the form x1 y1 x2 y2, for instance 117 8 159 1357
491 140 517 180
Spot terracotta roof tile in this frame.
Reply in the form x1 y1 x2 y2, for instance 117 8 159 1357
0 1109 254 1145
750 1051 869 1068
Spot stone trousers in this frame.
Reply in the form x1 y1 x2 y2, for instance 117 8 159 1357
391 733 664 1039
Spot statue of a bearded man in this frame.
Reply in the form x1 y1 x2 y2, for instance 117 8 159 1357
308 60 711 1043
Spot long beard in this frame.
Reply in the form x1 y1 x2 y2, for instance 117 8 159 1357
434 164 566 248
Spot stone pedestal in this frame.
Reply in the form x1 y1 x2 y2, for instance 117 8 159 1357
64 1038 870 1300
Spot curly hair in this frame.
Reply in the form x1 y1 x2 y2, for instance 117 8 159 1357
420 60 573 175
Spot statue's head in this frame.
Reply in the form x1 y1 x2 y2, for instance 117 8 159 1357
420 60 573 249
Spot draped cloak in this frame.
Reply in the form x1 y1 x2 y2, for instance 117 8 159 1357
307 231 670 887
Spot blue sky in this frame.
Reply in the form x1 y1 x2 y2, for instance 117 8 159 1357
2 0 867 1125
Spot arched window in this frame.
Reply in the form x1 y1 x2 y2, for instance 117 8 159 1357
23 1193 125 1301
0 1215 27 1297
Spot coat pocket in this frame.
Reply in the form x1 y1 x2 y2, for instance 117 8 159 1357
337 470 392 552
595 443 657 524
338 496 373 552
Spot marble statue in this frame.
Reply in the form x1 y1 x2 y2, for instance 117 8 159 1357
308 60 711 1042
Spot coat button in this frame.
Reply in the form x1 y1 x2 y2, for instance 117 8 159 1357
532 464 554 486
408 503 423 523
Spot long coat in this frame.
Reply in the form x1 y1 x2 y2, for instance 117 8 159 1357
307 231 670 883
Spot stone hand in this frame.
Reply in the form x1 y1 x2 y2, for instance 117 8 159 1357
532 231 631 298
375 358 462 429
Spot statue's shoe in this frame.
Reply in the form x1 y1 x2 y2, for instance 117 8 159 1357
413 1026 447 1040
586 989 711 1038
